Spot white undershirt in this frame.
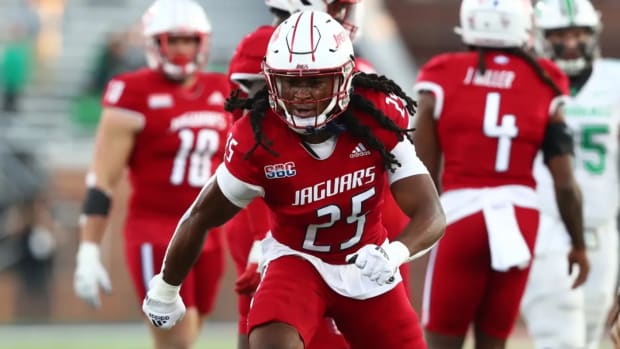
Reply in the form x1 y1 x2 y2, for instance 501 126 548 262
301 135 338 159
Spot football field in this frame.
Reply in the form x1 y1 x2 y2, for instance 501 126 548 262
0 322 614 349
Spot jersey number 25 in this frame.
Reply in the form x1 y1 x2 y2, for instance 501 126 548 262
304 187 376 252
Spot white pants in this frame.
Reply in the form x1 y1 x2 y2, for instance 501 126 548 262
521 216 619 349
521 213 585 349
582 220 619 349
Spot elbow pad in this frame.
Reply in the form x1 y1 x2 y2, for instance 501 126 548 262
542 122 574 164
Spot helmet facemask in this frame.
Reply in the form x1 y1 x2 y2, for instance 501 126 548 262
542 27 599 76
263 10 356 135
142 0 212 82
146 32 209 82
264 60 355 134
533 0 601 76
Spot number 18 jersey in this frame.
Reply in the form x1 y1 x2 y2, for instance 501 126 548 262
414 52 568 192
101 68 233 244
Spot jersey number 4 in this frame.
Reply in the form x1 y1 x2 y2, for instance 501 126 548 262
483 92 519 172
170 129 220 187
303 187 376 252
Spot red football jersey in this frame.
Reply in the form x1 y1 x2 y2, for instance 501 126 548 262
228 25 274 90
415 52 568 191
222 88 411 264
101 68 233 244
227 25 275 122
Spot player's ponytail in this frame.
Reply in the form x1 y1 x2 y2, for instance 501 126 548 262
335 72 418 171
351 73 417 116
477 47 487 75
507 47 563 97
475 47 563 97
225 87 277 158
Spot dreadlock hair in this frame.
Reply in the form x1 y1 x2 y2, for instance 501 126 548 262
475 47 563 97
225 87 277 158
224 72 417 171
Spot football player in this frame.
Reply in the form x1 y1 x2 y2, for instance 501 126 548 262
413 0 586 348
142 10 445 349
225 1 410 349
226 2 414 347
73 1 232 348
522 1 619 348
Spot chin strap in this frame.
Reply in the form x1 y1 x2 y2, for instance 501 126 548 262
302 119 347 136
324 120 347 135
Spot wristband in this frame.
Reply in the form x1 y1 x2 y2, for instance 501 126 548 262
149 274 181 303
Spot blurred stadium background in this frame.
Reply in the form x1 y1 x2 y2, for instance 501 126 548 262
0 0 618 348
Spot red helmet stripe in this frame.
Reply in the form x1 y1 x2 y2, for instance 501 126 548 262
289 11 304 63
310 11 316 62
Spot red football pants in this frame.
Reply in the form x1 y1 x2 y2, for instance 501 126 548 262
422 207 538 339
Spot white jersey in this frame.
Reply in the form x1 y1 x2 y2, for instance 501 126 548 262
535 58 620 253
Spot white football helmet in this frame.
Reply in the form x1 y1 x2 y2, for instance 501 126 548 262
265 0 361 40
456 0 534 48
263 10 355 134
534 0 601 76
264 0 292 13
142 0 212 81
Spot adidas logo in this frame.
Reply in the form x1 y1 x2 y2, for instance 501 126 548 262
350 143 371 158
207 91 225 105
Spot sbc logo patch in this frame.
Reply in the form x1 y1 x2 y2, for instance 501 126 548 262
264 162 296 179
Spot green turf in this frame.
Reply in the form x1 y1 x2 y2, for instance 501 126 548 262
3 339 232 349
0 323 235 349
0 323 614 348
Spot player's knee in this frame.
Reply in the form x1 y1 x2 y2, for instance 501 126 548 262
249 322 304 349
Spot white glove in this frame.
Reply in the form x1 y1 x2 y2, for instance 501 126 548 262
74 241 112 308
142 274 186 329
346 241 410 285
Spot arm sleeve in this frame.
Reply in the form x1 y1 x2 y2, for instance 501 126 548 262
217 121 267 207
387 140 430 184
542 121 575 163
215 165 264 208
